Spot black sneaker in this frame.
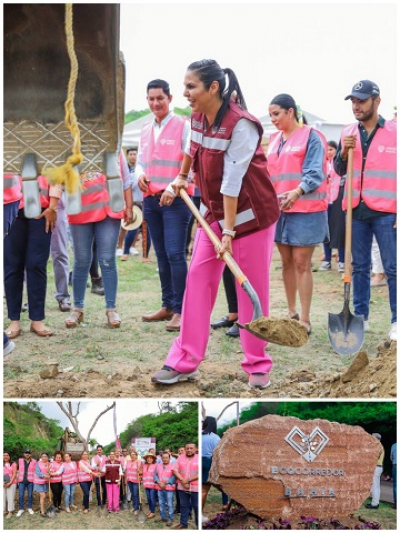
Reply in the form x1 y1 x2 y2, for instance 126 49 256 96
91 277 105 296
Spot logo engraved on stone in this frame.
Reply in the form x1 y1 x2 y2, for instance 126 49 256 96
285 426 329 463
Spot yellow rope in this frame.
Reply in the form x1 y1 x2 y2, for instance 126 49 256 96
44 3 83 192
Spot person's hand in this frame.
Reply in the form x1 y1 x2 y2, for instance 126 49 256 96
215 235 233 258
159 190 175 207
124 207 133 225
341 135 357 158
37 207 57 233
138 173 150 193
279 189 301 211
171 176 189 196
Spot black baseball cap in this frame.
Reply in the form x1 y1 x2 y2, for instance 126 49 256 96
345 80 380 101
24 449 32 454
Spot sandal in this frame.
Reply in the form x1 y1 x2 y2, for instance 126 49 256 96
65 309 84 328
299 320 312 336
106 310 121 328
30 322 53 337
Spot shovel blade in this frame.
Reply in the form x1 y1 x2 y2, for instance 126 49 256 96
137 511 147 523
328 309 364 357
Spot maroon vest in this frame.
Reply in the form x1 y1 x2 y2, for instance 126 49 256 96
190 102 279 238
104 460 120 484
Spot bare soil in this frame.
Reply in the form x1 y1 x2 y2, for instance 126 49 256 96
3 243 396 399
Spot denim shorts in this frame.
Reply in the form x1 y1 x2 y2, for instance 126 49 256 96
275 211 329 246
33 484 48 493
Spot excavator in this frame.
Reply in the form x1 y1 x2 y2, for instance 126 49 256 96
3 3 125 216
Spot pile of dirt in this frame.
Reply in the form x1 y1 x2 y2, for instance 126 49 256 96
244 317 308 347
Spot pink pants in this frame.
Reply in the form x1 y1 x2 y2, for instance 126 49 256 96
106 483 120 512
165 221 276 375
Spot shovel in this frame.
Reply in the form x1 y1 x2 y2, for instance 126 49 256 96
137 480 146 523
328 148 364 356
179 189 308 347
46 478 56 518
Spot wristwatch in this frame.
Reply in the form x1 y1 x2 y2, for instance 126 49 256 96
222 228 236 238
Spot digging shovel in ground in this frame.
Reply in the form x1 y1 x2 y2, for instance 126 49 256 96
46 478 56 518
179 189 308 347
137 480 146 523
328 148 364 356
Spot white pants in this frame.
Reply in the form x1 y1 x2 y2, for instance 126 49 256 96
371 236 384 275
4 484 17 512
371 465 383 506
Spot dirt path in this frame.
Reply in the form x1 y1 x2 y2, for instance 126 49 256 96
4 246 395 399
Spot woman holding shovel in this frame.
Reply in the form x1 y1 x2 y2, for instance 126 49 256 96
33 453 51 518
151 59 280 390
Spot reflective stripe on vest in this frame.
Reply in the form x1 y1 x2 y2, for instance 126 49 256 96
341 121 397 213
62 462 78 485
190 130 231 151
3 174 22 204
92 455 107 478
49 461 63 483
142 463 157 489
155 463 176 491
68 173 124 224
218 208 256 229
267 126 328 213
176 455 198 491
78 460 92 482
4 463 17 484
126 460 141 483
18 458 36 483
33 461 49 485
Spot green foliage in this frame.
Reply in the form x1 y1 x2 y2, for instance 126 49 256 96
124 109 151 124
173 107 191 117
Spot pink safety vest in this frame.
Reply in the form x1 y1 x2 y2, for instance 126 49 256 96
327 160 342 203
18 458 37 483
92 454 107 478
62 461 78 485
140 115 194 196
341 121 397 213
3 174 22 205
78 460 92 483
267 125 328 213
142 463 157 489
19 175 50 210
4 462 17 485
49 461 63 483
33 461 50 485
155 463 176 491
125 459 141 483
68 173 125 224
175 454 198 492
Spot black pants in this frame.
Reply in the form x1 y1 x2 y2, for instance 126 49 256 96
223 265 238 314
51 482 63 508
95 476 107 505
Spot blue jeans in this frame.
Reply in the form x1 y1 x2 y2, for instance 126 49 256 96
18 482 34 509
70 217 121 308
178 489 198 528
393 465 397 506
352 214 397 323
79 481 92 510
63 483 76 507
158 489 174 520
145 487 157 513
143 195 191 313
127 481 139 510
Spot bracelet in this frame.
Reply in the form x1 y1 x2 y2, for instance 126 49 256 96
222 228 236 238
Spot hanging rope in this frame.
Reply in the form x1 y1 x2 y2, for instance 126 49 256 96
44 3 83 192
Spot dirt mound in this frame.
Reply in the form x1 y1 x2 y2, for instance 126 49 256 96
244 317 308 347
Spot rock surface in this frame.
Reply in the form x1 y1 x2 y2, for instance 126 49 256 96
208 415 381 519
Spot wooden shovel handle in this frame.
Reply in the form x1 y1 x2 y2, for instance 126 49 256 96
344 148 354 283
179 189 248 285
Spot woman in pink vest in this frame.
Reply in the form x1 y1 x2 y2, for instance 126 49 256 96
3 451 18 518
267 93 329 335
33 452 51 517
78 451 95 513
142 452 158 518
125 450 142 514
49 451 64 512
65 163 133 329
151 59 280 390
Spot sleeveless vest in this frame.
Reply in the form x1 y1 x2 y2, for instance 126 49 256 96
341 121 396 213
155 463 176 491
19 175 50 210
267 125 328 213
175 454 198 492
142 463 157 489
104 460 120 484
327 160 342 203
125 459 141 483
190 102 279 238
140 115 193 196
3 174 22 204
68 173 124 224
4 462 17 484
18 458 36 483
62 461 78 485
78 460 92 482
49 461 63 483
33 461 49 485
92 454 107 478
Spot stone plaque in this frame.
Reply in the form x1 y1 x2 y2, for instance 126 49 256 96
208 415 381 519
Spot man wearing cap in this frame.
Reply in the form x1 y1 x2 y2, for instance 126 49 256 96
16 450 37 517
334 80 397 341
365 433 385 509
137 79 192 332
172 442 199 529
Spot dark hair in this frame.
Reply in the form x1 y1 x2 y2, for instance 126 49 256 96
202 416 218 435
54 450 64 460
126 146 138 154
187 59 247 130
269 93 309 124
96 445 103 449
41 453 49 458
147 79 170 96
328 140 338 150
3 451 11 464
